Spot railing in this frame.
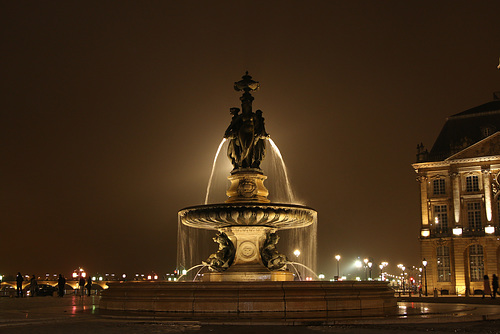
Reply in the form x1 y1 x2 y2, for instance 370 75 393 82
429 228 452 237
462 227 485 237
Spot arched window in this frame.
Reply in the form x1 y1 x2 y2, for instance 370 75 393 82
437 245 451 282
469 244 484 282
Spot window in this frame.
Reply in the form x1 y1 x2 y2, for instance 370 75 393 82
433 205 448 230
467 202 482 230
433 179 446 195
466 175 479 192
437 245 451 282
469 244 484 282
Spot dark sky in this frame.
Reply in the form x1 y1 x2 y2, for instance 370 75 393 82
2 1 500 278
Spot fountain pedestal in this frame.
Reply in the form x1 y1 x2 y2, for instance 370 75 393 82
203 226 294 282
226 170 270 203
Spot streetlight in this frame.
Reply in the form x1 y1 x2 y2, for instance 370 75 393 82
368 260 373 280
335 255 341 280
293 249 301 258
422 258 428 296
363 258 369 280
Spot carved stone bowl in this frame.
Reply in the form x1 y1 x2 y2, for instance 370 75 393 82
179 203 316 230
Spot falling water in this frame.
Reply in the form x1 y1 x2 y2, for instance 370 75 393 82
176 264 206 282
263 138 296 203
204 138 227 204
287 262 302 281
287 262 320 280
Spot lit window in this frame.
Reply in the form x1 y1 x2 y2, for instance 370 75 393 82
433 179 446 195
467 202 482 230
466 175 479 192
437 246 451 282
433 205 448 230
469 244 484 282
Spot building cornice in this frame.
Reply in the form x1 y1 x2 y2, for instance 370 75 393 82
412 155 500 171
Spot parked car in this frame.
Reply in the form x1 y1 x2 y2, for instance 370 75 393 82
36 284 57 296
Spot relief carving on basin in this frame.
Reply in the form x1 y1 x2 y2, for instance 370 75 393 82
179 203 316 230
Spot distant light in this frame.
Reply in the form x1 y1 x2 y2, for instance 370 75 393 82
92 276 96 281
318 274 325 279
81 272 86 278
421 229 430 237
147 275 152 280
98 277 103 281
453 227 463 236
168 277 172 281
355 277 361 281
72 272 77 278
355 260 362 268
122 274 127 279
294 249 301 257
335 255 341 261
182 269 187 275
154 275 158 280
485 226 495 234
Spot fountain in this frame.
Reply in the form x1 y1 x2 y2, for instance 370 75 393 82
100 73 396 320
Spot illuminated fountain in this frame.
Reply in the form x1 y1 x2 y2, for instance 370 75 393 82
177 72 316 282
100 73 396 320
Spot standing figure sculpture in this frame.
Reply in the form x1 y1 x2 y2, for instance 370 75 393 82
224 72 268 171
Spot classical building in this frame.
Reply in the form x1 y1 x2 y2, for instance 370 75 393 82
413 96 500 295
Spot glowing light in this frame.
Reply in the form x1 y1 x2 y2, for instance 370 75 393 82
318 274 325 279
335 255 341 261
81 272 86 278
421 229 430 237
485 225 495 234
294 249 301 257
453 227 462 236
355 259 362 268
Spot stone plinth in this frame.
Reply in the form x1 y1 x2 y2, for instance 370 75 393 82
226 170 270 203
100 281 397 320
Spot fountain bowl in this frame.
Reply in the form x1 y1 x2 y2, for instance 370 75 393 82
179 203 316 230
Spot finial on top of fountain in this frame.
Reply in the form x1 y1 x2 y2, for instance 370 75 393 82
234 71 260 92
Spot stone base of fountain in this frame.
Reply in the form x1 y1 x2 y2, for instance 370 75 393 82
99 281 397 320
202 268 294 282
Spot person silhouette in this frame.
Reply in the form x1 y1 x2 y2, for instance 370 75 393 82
86 275 92 296
16 272 24 297
30 275 38 297
492 274 499 299
57 274 66 297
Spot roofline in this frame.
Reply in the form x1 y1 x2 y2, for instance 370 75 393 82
448 109 500 120
444 131 500 160
412 155 500 171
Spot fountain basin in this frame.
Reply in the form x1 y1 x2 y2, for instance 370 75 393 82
179 203 316 230
100 281 397 320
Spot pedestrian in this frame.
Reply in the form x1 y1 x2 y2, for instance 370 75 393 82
492 274 499 299
16 272 24 298
483 274 492 299
79 276 85 296
30 275 38 297
86 275 92 296
57 274 66 297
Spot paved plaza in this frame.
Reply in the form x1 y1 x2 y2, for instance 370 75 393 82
2 295 500 333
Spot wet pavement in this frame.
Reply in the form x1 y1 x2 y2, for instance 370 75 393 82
2 295 500 333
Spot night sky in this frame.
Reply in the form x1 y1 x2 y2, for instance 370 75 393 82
2 1 500 278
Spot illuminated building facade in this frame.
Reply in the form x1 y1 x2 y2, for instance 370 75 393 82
413 97 500 295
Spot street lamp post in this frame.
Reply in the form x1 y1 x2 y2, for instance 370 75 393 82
363 258 369 280
368 260 373 280
422 258 428 296
335 255 341 280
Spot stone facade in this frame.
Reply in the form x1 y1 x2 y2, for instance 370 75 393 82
413 99 500 295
